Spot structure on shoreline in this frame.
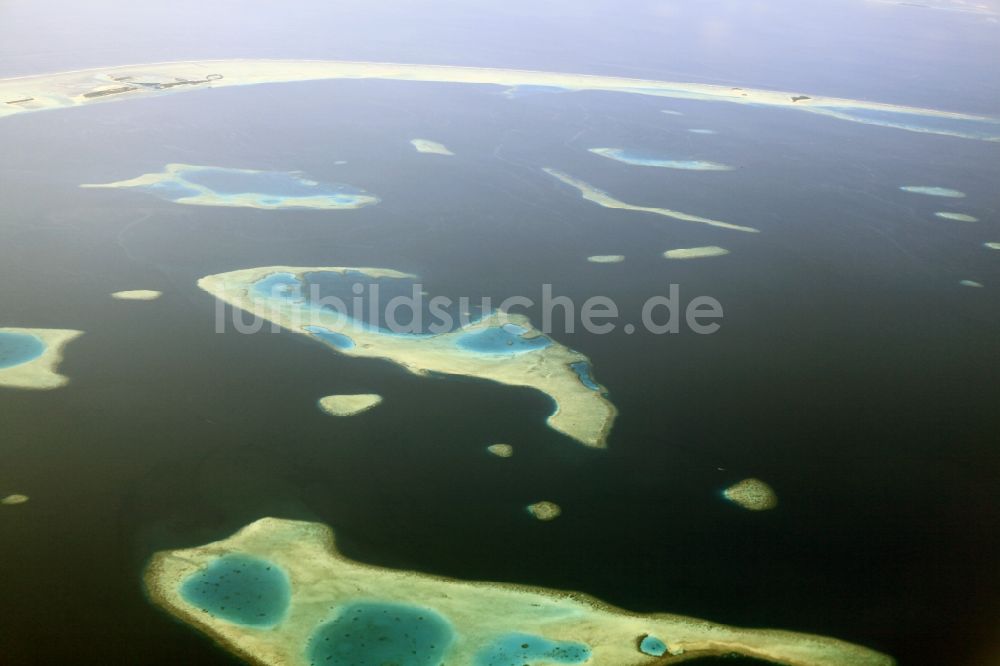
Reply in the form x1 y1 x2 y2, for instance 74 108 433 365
2 59 996 141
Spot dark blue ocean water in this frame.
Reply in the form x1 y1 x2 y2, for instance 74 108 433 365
0 2 998 665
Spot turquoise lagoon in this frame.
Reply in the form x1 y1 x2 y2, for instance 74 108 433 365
639 634 668 656
306 602 453 666
178 554 291 628
82 164 380 210
475 632 591 666
0 331 45 369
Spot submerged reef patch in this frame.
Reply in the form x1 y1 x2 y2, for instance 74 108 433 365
544 168 758 233
179 554 291 628
687 129 718 134
144 517 895 666
663 246 731 260
0 327 82 390
199 266 617 448
723 478 778 511
899 186 965 198
410 138 454 155
81 164 379 210
2 59 998 141
589 148 732 171
317 394 383 416
112 290 162 300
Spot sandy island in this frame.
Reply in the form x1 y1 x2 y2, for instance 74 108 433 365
0 59 995 142
410 138 454 155
0 327 82 390
144 517 894 666
317 394 383 416
544 168 759 233
199 266 617 448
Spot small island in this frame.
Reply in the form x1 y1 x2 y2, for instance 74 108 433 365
410 138 454 155
0 327 82 390
723 478 778 511
589 148 732 171
985 242 1000 250
486 443 514 458
663 246 731 260
317 394 383 416
144 517 894 666
899 186 965 198
526 500 562 521
1 494 29 505
933 212 978 222
587 255 625 264
112 290 163 300
82 163 379 210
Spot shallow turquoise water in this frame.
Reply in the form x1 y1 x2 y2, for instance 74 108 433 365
146 180 202 199
252 272 304 301
182 166 367 201
639 634 667 656
455 323 552 355
822 107 1000 141
0 331 45 369
179 554 290 627
306 602 453 666
304 325 356 350
475 632 591 666
569 361 600 391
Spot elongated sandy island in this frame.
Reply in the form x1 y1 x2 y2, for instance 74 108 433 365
545 168 759 233
83 163 379 210
199 266 617 447
144 517 894 666
1 59 996 141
